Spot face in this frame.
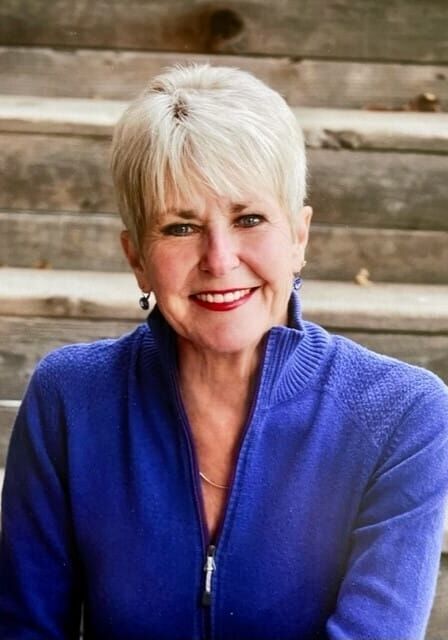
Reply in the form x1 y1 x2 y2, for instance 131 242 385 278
122 191 312 356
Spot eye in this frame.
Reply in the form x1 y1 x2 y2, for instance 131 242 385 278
235 214 265 228
161 223 198 236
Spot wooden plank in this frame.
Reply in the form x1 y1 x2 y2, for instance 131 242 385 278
0 316 138 399
2 268 448 334
3 97 448 155
427 555 448 639
0 97 125 137
0 133 113 214
0 402 18 466
2 48 448 110
1 131 448 232
301 110 448 155
0 268 143 321
307 148 448 232
1 1 448 63
1 212 448 283
0 212 127 271
306 225 448 285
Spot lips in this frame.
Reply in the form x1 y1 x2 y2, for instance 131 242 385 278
191 287 256 311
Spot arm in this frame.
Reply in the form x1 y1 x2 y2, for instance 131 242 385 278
0 358 82 639
326 385 448 640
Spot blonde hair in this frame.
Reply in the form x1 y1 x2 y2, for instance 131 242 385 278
111 64 307 251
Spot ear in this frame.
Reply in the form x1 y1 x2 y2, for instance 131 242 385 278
120 230 152 292
292 205 313 270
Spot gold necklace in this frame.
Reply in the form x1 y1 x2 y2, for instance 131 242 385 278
199 471 229 490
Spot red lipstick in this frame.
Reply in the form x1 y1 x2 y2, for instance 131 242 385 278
191 288 255 312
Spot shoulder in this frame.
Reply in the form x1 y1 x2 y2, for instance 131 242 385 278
321 331 448 446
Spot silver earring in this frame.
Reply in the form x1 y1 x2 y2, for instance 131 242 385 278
139 292 150 310
293 260 307 291
293 274 303 290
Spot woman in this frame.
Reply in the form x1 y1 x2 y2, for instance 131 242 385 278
1 64 447 640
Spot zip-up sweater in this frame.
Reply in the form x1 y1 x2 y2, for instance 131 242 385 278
1 294 448 640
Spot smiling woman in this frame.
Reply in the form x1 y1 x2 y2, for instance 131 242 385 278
1 64 447 640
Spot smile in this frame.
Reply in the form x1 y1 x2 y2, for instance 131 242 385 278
192 288 256 311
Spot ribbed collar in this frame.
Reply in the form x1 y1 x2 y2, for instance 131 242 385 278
146 291 331 410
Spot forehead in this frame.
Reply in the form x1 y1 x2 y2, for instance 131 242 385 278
157 189 284 220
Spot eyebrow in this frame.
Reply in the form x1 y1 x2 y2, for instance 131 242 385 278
164 203 248 219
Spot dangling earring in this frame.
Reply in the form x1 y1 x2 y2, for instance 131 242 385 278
139 292 151 310
293 274 303 290
293 260 307 291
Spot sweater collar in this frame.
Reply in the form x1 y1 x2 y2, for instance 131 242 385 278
145 291 330 409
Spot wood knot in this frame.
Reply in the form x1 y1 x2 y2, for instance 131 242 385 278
209 8 244 40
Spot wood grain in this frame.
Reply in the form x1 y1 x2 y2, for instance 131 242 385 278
0 133 113 214
0 403 16 466
1 47 448 110
2 211 447 284
1 132 448 232
0 316 138 399
1 1 448 62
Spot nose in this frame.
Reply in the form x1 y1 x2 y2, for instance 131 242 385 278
199 227 240 276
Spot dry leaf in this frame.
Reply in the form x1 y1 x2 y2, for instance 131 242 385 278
355 268 373 286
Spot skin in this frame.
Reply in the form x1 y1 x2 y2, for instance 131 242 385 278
122 190 312 535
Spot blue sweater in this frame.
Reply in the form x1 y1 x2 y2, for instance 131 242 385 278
1 294 448 640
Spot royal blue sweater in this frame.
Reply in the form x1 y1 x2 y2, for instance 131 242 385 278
1 294 448 640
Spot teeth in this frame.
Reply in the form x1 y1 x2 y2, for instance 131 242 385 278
196 289 251 303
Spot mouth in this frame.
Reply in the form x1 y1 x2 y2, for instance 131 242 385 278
191 287 257 311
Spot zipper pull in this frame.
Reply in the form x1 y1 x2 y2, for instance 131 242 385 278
202 545 216 607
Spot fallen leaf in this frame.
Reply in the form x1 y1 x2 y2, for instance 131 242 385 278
355 268 373 286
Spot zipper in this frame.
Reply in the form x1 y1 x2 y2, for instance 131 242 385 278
202 544 216 606
170 336 270 640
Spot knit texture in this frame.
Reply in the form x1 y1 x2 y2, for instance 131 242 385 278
1 295 448 640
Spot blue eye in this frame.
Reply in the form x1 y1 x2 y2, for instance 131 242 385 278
236 214 264 228
161 223 197 236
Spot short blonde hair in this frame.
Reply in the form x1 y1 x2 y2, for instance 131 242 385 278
111 64 307 250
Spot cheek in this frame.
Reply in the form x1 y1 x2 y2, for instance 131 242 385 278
146 245 193 292
252 235 297 277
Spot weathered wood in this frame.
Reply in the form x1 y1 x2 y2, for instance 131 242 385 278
0 96 125 137
1 1 448 63
0 133 113 214
3 97 448 155
2 47 448 110
0 268 143 321
302 110 448 154
427 555 448 639
0 402 17 466
0 212 126 271
2 268 448 334
307 148 448 232
1 130 448 232
0 316 138 399
2 212 447 284
307 225 448 285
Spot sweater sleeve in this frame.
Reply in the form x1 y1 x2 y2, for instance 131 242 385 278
326 383 448 640
0 358 82 639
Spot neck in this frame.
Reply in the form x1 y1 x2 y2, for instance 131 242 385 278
177 337 263 399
